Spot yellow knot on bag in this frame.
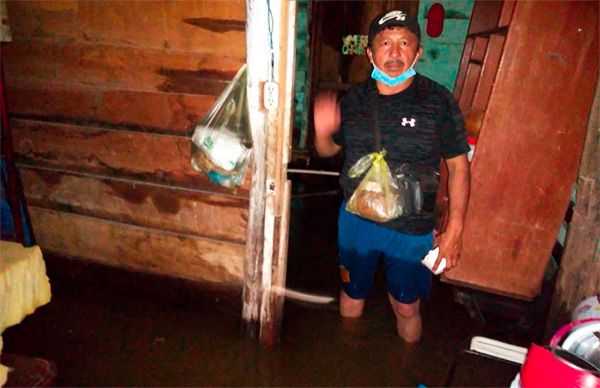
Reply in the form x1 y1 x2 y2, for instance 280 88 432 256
346 150 402 222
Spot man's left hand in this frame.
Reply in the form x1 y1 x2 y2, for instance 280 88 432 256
433 221 463 272
435 154 470 273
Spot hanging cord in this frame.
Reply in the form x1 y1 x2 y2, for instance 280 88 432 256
266 0 275 81
370 85 382 152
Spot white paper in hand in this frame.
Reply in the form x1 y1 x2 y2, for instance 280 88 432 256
421 247 447 275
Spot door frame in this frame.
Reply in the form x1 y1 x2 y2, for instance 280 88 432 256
242 0 296 346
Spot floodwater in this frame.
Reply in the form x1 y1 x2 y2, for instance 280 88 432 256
2 175 525 386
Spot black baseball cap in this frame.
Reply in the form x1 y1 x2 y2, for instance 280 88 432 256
368 10 421 47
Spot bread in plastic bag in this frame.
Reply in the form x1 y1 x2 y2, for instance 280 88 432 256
346 150 402 222
191 64 252 188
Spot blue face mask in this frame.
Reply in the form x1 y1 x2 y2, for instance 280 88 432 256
370 56 419 87
371 65 415 86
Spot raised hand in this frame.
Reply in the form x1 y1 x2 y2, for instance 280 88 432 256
314 91 341 138
313 91 342 157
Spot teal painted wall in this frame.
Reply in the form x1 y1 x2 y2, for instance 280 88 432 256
415 0 474 92
293 0 310 149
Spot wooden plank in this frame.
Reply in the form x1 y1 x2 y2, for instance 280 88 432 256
6 1 246 57
33 1 78 11
11 118 250 195
20 167 248 243
194 0 246 21
163 1 246 57
243 0 269 338
472 34 505 111
258 0 296 346
261 179 291 345
5 0 79 41
453 37 474 100
498 0 516 28
458 62 481 112
6 79 216 135
29 206 245 284
243 0 295 343
471 36 489 62
467 0 503 35
2 40 243 94
445 1 599 299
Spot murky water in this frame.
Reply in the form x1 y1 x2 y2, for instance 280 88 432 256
3 179 515 386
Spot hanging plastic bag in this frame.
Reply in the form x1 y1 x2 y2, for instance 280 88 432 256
191 64 252 188
346 150 402 222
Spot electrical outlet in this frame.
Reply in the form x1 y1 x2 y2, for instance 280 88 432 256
264 81 279 110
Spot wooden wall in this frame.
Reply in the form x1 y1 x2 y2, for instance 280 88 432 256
2 1 248 284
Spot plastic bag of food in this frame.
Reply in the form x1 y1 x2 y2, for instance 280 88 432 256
191 65 252 188
346 150 402 222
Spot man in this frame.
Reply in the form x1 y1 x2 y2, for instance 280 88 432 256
313 9 470 342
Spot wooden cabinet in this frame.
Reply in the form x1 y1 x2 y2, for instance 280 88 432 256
443 1 599 300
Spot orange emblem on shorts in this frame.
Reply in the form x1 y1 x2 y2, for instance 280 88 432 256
340 265 351 283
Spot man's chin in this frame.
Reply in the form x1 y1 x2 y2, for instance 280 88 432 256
383 69 405 77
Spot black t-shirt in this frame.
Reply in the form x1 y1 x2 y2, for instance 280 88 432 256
333 74 469 235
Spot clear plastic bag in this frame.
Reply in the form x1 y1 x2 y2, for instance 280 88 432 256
346 150 402 222
191 65 252 188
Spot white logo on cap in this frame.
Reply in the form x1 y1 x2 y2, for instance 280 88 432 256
379 10 407 25
401 117 416 127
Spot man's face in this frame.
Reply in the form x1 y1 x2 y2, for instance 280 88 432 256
367 27 422 77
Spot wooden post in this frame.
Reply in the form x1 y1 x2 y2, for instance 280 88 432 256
0 54 25 243
243 0 296 345
545 79 600 337
262 0 295 345
242 0 269 340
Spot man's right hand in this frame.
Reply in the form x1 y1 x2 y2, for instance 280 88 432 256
313 91 342 157
314 91 341 137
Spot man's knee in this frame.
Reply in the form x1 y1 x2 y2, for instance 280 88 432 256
389 295 420 319
340 290 365 318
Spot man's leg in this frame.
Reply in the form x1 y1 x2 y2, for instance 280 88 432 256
383 230 432 341
340 289 365 318
388 294 422 342
337 204 378 319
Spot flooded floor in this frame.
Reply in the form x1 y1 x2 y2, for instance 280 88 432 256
2 176 538 386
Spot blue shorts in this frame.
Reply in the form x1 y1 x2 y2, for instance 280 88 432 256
338 203 433 303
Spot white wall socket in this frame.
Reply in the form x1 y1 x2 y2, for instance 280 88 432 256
264 81 279 110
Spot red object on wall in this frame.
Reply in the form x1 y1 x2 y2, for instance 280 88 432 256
427 3 445 38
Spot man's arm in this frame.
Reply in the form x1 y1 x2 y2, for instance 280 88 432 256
435 153 470 272
313 91 342 157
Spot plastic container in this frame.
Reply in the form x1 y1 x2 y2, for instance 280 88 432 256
467 136 477 162
520 343 600 388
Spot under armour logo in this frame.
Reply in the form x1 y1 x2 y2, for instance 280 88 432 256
401 117 416 127
379 11 407 25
